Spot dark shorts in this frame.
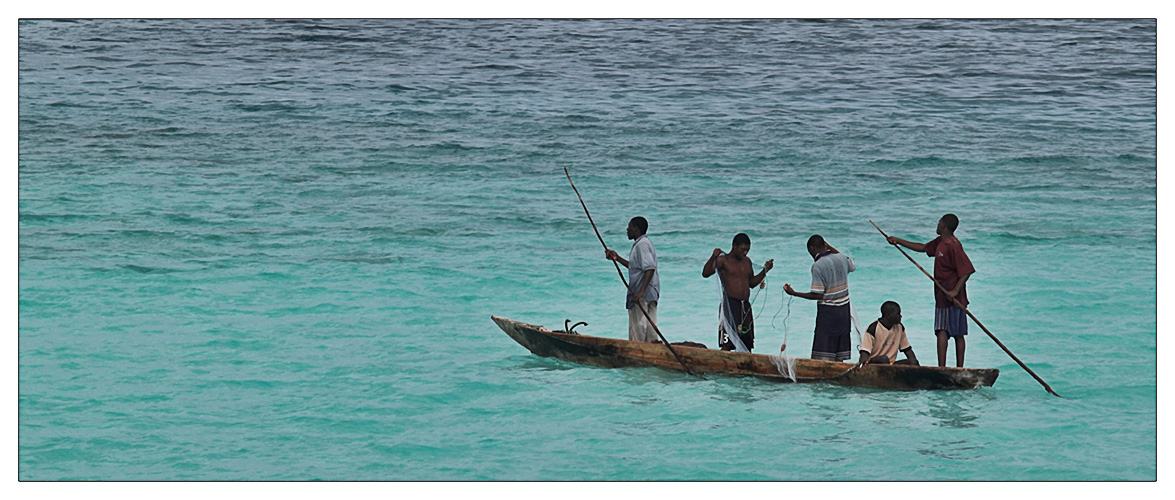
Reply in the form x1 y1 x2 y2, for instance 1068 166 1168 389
811 303 852 362
718 296 755 351
934 307 968 337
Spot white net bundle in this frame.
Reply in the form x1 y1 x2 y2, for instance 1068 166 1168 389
713 253 750 353
850 301 863 350
769 352 798 382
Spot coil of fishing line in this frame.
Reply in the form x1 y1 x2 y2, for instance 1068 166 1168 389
750 262 765 321
771 288 793 353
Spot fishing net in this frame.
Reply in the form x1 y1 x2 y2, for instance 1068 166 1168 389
767 292 797 381
849 301 863 350
765 285 861 381
713 253 750 353
712 255 807 381
773 293 793 351
769 352 798 382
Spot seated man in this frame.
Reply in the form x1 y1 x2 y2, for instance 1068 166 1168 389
858 301 919 366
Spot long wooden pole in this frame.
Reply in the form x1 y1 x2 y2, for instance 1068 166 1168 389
564 168 699 378
870 220 1061 397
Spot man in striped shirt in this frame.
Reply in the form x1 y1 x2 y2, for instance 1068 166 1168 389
784 235 856 362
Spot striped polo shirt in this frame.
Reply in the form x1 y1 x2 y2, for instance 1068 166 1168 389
810 251 855 307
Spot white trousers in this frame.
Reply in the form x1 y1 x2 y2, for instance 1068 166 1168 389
627 299 659 342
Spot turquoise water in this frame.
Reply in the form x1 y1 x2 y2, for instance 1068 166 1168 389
18 19 1155 480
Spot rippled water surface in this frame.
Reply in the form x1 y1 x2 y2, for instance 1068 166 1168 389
18 19 1155 480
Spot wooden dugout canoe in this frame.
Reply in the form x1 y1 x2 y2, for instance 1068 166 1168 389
492 316 998 391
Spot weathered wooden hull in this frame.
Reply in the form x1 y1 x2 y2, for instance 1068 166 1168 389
492 315 998 391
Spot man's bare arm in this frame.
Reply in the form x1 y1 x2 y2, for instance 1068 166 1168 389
748 259 773 288
901 347 919 366
886 236 926 253
783 283 823 301
605 249 629 268
634 268 654 297
702 248 722 278
945 272 972 301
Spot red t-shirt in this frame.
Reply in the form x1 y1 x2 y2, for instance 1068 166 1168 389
924 236 976 308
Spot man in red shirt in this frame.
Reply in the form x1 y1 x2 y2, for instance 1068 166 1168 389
886 214 976 367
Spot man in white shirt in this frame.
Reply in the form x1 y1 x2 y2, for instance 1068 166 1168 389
605 217 660 342
858 301 919 366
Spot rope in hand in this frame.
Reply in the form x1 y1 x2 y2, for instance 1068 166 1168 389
750 263 766 323
772 293 793 353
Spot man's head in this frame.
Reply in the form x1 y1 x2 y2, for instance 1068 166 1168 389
936 213 959 235
806 234 826 258
880 301 902 326
627 216 648 240
730 233 751 257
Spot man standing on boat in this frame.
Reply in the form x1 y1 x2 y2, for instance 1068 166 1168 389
605 217 660 343
784 235 856 362
857 301 919 366
886 214 976 367
702 233 773 352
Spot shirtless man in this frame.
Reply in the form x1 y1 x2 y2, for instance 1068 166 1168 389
702 233 773 352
